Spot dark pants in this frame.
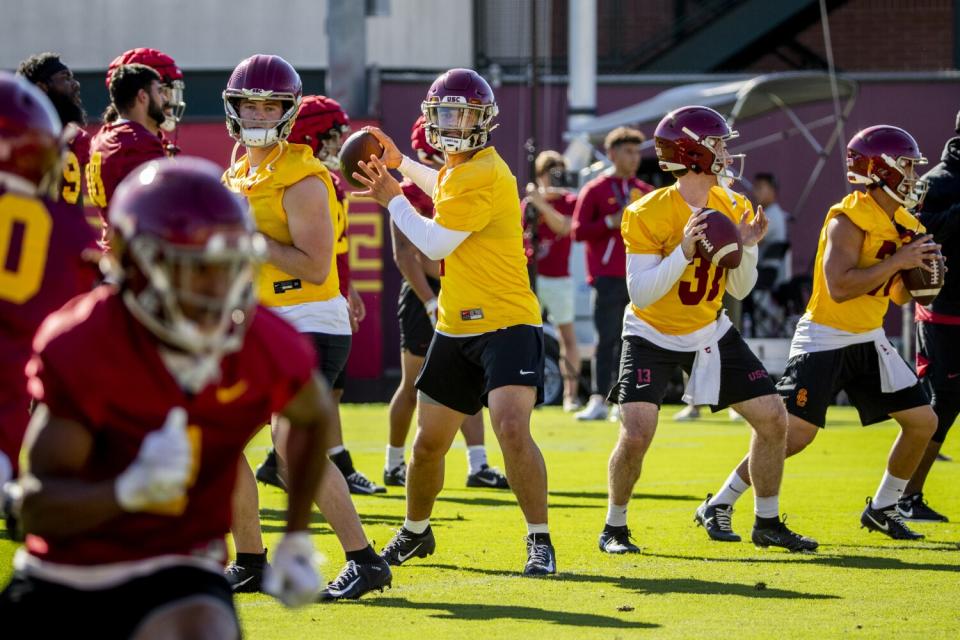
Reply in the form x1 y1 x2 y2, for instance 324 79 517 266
591 276 630 397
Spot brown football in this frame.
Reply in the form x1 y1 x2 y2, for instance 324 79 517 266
901 247 946 306
339 131 385 188
697 208 743 269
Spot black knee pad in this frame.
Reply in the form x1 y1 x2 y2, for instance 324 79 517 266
931 393 960 444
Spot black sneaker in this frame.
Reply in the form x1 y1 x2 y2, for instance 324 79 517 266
523 534 556 575
751 516 819 552
380 526 436 566
466 464 509 489
861 497 924 540
694 494 741 542
225 559 266 593
346 470 387 495
383 464 406 487
319 558 392 601
255 449 286 491
897 492 949 523
598 525 641 554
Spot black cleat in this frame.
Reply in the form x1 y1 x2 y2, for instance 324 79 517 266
346 470 387 495
523 534 556 575
694 494 741 542
861 497 925 540
897 492 949 523
255 449 286 491
319 558 392 601
752 516 818 552
598 525 641 554
225 559 266 593
383 464 407 487
466 464 509 489
380 526 436 566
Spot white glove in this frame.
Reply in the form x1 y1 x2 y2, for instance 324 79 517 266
263 531 321 607
424 297 439 329
115 407 192 512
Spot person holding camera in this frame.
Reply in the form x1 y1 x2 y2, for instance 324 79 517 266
571 127 652 421
524 151 581 411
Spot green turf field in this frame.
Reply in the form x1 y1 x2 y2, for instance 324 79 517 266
2 404 958 638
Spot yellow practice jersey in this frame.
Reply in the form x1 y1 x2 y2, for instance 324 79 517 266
622 183 753 335
432 147 541 335
806 190 924 333
224 142 340 307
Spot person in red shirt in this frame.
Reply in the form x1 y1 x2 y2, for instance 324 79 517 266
85 64 168 248
523 150 581 410
0 73 98 495
0 158 333 638
16 53 90 209
571 127 652 421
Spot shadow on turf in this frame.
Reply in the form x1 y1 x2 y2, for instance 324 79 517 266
548 491 701 502
256 508 464 533
420 564 838 600
371 494 596 509
640 551 960 573
350 596 660 629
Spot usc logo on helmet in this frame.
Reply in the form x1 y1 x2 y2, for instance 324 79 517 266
796 388 809 408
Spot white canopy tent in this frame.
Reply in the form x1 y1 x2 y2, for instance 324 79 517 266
563 71 859 215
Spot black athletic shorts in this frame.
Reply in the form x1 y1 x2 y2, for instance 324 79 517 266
608 327 776 410
398 278 441 357
777 342 929 428
916 321 960 397
415 324 545 415
305 332 352 388
0 566 236 639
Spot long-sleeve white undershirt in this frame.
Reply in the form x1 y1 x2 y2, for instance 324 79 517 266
387 195 469 261
399 155 439 195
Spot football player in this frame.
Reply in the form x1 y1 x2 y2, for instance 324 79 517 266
702 125 939 541
0 158 331 637
105 47 186 153
16 52 90 208
601 106 816 554
0 72 97 507
355 68 555 575
85 64 169 248
384 115 509 489
221 56 390 600
901 111 960 522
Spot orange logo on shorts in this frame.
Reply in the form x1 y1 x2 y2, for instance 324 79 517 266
796 388 808 407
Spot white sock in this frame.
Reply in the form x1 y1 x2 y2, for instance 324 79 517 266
526 522 549 535
467 445 487 475
754 494 779 519
872 471 909 509
606 502 628 528
709 469 750 507
403 518 430 534
386 445 405 470
327 445 345 456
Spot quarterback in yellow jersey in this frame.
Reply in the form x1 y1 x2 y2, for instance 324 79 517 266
602 106 817 555
354 68 555 575
220 55 392 601
705 125 940 541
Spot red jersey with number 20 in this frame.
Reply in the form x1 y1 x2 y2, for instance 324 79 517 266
24 287 315 566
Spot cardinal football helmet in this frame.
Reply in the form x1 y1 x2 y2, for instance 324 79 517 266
0 71 62 195
288 95 350 169
421 68 498 154
654 106 744 180
223 55 302 148
109 157 266 358
107 48 185 132
847 125 928 209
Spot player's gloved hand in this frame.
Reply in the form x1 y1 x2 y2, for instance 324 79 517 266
263 531 321 607
115 407 192 512
424 297 439 328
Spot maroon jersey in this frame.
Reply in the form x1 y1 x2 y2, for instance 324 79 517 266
571 174 652 282
523 192 577 278
0 189 97 471
331 172 351 297
85 120 166 246
24 287 315 566
61 125 90 207
401 178 435 219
